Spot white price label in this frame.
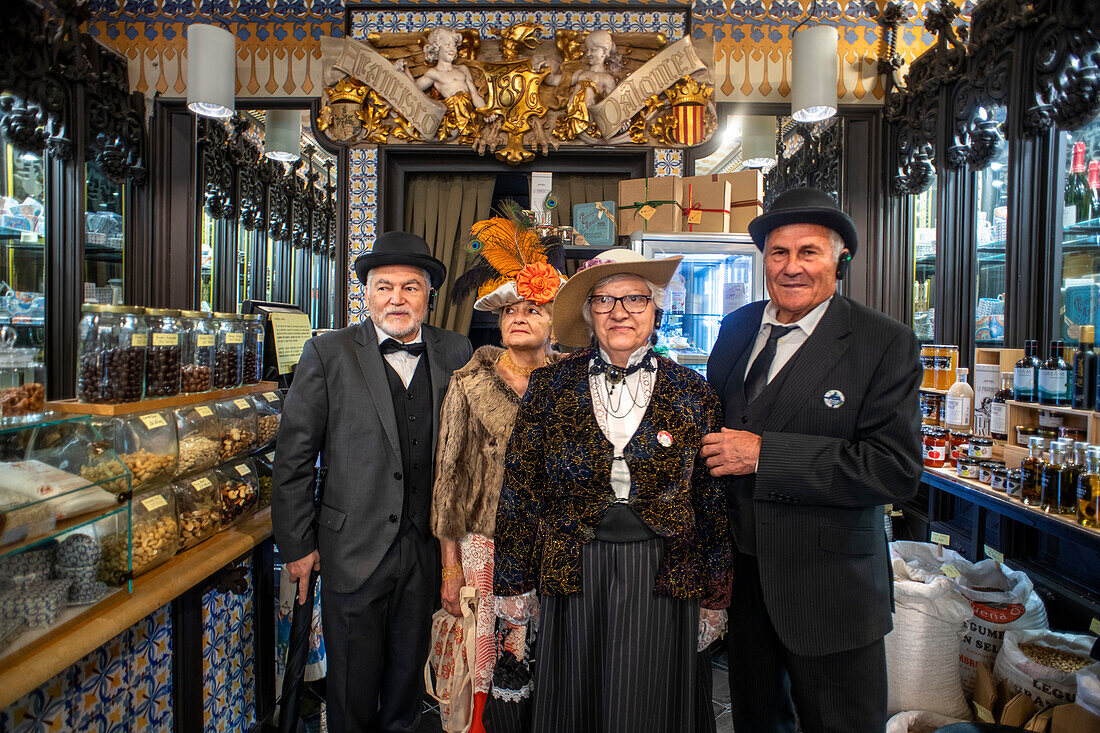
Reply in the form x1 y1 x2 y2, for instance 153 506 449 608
234 399 250 410
139 413 167 430
131 334 148 347
264 392 279 402
141 495 168 512
931 531 950 546
235 464 251 476
226 333 244 344
265 451 275 462
195 406 214 417
191 477 212 491
1091 617 1100 636
197 334 216 348
941 563 961 579
152 333 179 347
984 545 1004 563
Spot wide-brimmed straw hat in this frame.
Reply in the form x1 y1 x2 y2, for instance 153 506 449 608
552 248 682 348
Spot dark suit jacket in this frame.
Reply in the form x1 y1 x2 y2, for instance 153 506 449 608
271 319 472 594
707 296 922 656
494 348 733 609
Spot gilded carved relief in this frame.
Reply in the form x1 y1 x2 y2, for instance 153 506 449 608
317 24 717 164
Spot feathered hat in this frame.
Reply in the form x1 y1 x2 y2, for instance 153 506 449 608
451 201 568 312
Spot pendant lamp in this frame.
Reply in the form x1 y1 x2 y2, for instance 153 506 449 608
265 109 301 162
187 24 235 119
791 24 838 123
740 115 777 168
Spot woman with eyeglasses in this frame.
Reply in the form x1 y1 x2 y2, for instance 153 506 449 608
493 249 732 733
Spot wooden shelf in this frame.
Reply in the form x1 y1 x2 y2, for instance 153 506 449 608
45 381 278 416
0 508 273 709
919 387 948 395
1005 400 1095 418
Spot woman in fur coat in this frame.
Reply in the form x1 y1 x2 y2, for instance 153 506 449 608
431 212 566 733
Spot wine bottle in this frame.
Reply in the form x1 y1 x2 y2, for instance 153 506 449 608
1038 340 1071 406
1066 142 1090 226
1089 160 1099 221
1013 340 1041 402
1074 326 1097 409
990 372 1013 441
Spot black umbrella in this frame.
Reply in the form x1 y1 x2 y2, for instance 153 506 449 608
278 567 319 733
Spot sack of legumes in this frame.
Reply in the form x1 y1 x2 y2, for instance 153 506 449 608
993 629 1096 710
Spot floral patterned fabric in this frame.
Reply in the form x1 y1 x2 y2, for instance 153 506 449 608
494 348 733 609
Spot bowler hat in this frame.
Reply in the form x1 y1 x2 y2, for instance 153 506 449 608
747 187 858 256
353 231 447 288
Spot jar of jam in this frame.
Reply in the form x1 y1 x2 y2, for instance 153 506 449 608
949 432 971 466
1005 468 1023 498
920 393 942 426
969 437 994 460
978 461 1003 484
923 428 948 468
957 457 980 480
1038 428 1059 451
1016 425 1038 446
990 466 1008 491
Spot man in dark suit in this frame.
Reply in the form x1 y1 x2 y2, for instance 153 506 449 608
701 188 922 733
273 231 473 733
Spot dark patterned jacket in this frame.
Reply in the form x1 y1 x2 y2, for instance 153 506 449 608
493 347 732 610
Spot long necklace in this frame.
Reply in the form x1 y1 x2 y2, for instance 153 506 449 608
498 350 547 377
598 369 651 419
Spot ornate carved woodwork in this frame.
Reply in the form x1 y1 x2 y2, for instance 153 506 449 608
764 117 844 207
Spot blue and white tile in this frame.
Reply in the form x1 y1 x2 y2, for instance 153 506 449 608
653 149 684 177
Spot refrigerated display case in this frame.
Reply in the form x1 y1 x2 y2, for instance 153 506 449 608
630 232 764 377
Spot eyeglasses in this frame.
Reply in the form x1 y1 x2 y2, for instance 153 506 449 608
587 294 653 314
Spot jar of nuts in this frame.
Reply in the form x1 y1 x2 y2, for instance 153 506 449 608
217 458 259 528
214 398 257 462
172 470 222 550
241 314 264 385
173 403 222 478
77 305 149 404
250 392 281 449
110 484 179 580
253 449 274 509
100 411 179 491
212 313 244 389
180 311 216 394
144 309 183 398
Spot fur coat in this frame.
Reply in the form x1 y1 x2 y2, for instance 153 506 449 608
431 345 560 542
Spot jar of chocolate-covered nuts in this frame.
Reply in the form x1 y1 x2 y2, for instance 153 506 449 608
241 314 263 385
172 470 222 550
180 311 215 393
144 308 183 397
216 458 259 528
77 305 148 403
212 313 244 389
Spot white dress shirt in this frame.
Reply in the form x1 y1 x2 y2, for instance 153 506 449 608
590 344 655 501
743 297 833 384
373 321 423 388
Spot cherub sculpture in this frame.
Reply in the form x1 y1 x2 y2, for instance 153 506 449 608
396 27 486 144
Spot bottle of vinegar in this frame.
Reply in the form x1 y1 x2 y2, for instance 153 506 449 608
944 368 974 433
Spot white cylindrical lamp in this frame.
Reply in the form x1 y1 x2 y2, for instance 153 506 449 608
791 25 838 123
740 115 777 168
265 109 301 162
187 24 236 119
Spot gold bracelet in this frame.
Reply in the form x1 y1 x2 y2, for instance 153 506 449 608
442 563 463 582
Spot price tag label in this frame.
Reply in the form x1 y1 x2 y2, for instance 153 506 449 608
197 334 215 347
941 563 961 579
984 545 1004 563
930 531 951 546
234 398 250 410
235 464 251 476
974 703 995 723
637 204 656 221
152 333 179 347
264 392 279 402
141 495 168 512
226 333 244 344
686 209 702 224
140 413 167 430
195 406 214 417
1090 617 1100 636
265 451 275 462
131 334 148 347
192 477 212 491
19 231 37 244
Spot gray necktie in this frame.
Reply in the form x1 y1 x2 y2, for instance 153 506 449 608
744 325 796 403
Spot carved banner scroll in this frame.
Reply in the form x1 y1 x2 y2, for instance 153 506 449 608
321 36 445 138
592 36 708 139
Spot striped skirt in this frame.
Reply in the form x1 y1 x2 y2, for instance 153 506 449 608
531 536 710 733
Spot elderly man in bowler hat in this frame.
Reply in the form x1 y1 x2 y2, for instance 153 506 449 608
272 231 472 733
700 188 923 732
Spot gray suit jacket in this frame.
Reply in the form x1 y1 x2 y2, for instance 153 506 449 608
271 319 473 593
708 296 923 656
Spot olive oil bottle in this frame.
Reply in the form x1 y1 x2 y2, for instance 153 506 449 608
1079 447 1100 528
1040 441 1070 513
1020 436 1046 507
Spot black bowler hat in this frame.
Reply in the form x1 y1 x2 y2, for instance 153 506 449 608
747 187 858 256
353 231 447 289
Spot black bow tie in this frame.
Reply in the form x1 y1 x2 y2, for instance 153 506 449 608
589 350 658 384
380 338 426 356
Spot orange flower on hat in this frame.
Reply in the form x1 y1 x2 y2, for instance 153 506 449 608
515 262 561 305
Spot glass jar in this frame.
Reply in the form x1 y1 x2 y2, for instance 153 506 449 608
213 313 244 389
250 391 282 449
241 314 264 385
0 324 46 422
1006 468 1023 498
180 311 215 393
957 456 980 480
173 402 222 477
949 432 971 466
214 397 257 462
923 428 948 468
144 308 183 398
969 437 994 460
990 466 1008 491
120 484 179 580
172 470 222 550
106 410 180 491
1058 427 1086 444
253 448 275 509
978 461 1003 485
920 393 941 427
216 458 259 528
1016 425 1038 446
77 304 148 403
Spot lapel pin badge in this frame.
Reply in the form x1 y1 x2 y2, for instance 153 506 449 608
657 430 673 447
823 389 845 409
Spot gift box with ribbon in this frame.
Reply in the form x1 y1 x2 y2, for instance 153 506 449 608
617 176 683 236
683 171 764 234
680 176 731 233
573 201 617 247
